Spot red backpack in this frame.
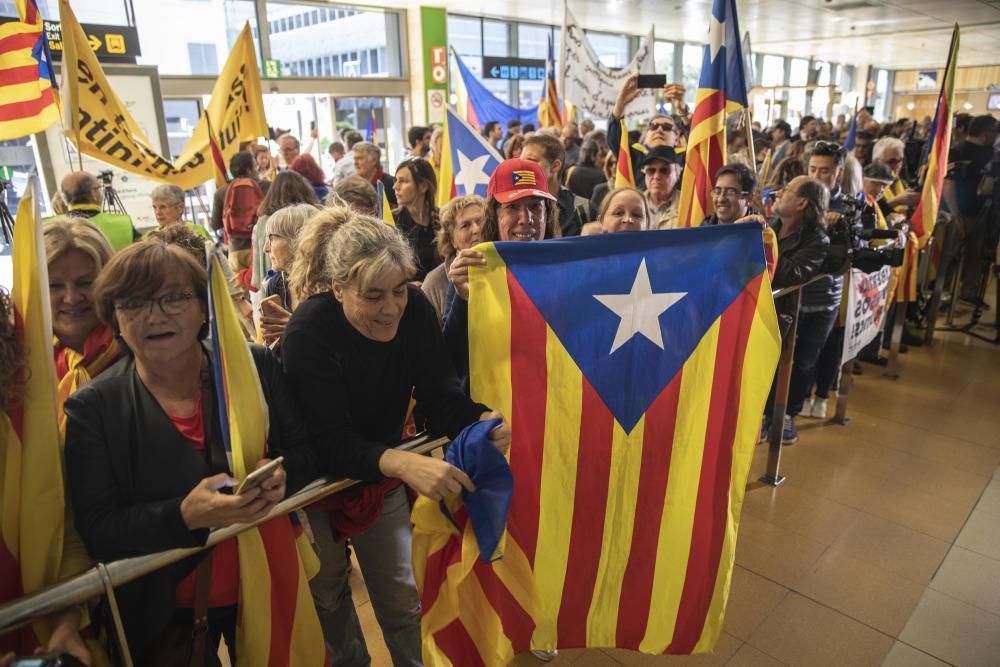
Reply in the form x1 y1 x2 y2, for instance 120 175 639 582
222 177 264 241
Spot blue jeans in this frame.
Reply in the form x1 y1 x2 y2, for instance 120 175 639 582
307 486 422 666
787 308 838 416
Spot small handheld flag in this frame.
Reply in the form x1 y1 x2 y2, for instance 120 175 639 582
614 119 636 188
538 34 562 130
376 181 395 226
437 105 503 207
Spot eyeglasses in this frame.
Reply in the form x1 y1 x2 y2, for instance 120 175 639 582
115 292 196 320
643 166 674 176
712 187 748 198
649 121 675 133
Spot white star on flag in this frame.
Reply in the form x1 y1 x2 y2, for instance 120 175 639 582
454 150 491 194
593 258 687 355
708 15 725 62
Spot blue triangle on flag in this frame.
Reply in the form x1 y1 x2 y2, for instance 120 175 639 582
447 106 502 199
495 225 766 432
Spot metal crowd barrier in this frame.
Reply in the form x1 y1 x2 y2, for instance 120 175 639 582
0 434 450 664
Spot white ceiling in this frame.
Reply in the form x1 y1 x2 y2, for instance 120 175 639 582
394 0 1000 70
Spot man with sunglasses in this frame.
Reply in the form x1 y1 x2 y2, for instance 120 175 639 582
608 72 686 188
702 163 757 226
639 146 681 230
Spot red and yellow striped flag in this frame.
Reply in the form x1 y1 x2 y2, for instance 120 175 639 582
205 112 229 188
537 34 562 131
0 179 64 654
0 0 59 140
910 25 959 248
614 119 636 189
895 231 920 303
676 0 749 228
206 254 328 666
414 225 780 663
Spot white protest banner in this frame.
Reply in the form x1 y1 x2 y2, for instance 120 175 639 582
559 7 655 124
842 266 893 361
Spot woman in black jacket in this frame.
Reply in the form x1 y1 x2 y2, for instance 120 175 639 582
64 242 318 664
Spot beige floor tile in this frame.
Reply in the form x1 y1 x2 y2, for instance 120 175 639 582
929 546 1000 616
955 508 1000 561
863 478 974 542
830 512 950 585
734 514 827 588
782 453 885 511
741 483 863 546
726 644 787 666
975 479 1000 517
880 641 949 667
721 566 789 642
357 599 392 666
747 592 894 666
602 631 741 665
792 547 924 637
899 588 1000 667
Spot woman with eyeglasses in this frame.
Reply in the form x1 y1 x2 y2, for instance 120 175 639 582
63 241 318 664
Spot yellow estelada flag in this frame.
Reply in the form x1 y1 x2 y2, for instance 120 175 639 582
58 0 267 189
0 178 63 652
377 181 396 226
206 254 328 666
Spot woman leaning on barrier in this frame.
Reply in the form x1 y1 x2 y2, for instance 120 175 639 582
280 215 510 665
63 241 318 665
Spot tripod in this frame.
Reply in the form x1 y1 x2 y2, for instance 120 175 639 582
0 179 14 246
101 179 129 215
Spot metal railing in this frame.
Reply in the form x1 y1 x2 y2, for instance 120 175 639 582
0 434 450 662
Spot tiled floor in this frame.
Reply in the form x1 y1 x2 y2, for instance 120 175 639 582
348 318 1000 666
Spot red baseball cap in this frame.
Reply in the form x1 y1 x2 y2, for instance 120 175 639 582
487 158 557 204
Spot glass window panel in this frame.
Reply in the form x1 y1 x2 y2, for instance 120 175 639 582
761 54 785 87
187 43 219 76
518 24 551 59
815 61 831 86
449 16 482 57
135 0 259 76
21 0 127 24
267 2 402 78
162 99 202 160
587 31 628 68
682 44 703 105
519 80 543 110
483 20 508 57
788 89 807 121
655 41 675 78
789 58 809 86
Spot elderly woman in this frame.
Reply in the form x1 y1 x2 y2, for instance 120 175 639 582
445 158 559 388
44 218 120 427
422 195 484 324
281 216 510 665
326 175 378 214
581 186 651 235
149 184 212 240
257 203 319 346
64 241 318 663
393 157 441 281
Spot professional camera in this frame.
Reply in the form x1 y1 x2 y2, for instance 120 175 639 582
97 170 114 185
822 195 905 274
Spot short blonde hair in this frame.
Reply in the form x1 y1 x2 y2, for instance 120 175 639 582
436 195 485 259
326 176 377 215
288 207 354 302
266 203 320 254
328 217 416 294
43 217 114 271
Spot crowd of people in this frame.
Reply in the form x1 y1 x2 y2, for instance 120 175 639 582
2 70 997 666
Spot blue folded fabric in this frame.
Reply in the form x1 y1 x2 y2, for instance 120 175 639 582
444 418 513 562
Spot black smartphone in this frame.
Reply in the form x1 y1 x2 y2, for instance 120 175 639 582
636 74 667 89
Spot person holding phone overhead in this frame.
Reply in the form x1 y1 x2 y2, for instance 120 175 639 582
607 71 688 188
63 241 318 664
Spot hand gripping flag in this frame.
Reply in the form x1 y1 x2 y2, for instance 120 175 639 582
537 34 562 131
910 25 959 248
206 254 329 666
676 0 749 228
436 105 503 208
412 224 781 664
0 0 59 140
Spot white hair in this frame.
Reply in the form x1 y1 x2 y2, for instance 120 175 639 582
872 137 904 162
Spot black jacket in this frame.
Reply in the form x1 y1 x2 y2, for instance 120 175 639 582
769 218 830 319
64 344 318 655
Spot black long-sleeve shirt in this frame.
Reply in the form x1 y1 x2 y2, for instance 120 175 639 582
281 286 487 482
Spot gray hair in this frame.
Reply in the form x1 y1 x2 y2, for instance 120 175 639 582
872 136 905 162
266 203 321 254
327 217 416 294
352 142 381 162
150 184 185 207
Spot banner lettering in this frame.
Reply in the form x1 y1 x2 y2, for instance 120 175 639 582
842 266 893 361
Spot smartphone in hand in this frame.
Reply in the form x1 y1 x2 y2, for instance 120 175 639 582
636 74 667 89
235 457 285 496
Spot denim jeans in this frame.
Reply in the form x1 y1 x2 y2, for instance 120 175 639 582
787 308 839 416
307 485 422 666
814 325 845 400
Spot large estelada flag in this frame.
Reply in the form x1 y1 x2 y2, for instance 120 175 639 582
206 254 329 666
676 0 749 228
0 0 59 140
910 24 959 248
0 177 64 654
59 0 267 189
414 224 781 664
436 105 503 208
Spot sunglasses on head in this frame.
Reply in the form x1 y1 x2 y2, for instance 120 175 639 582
649 121 675 132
